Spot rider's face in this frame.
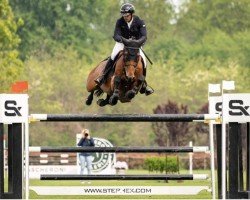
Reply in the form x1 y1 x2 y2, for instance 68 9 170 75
123 13 132 22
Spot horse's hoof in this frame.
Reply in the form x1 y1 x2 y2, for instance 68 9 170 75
109 95 118 106
97 99 107 107
126 90 136 99
85 98 92 106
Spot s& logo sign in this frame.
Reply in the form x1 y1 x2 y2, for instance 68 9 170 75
229 100 250 116
4 100 22 116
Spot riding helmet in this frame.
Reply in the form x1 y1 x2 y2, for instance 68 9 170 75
120 3 135 14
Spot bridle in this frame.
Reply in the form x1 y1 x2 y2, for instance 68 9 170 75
123 46 140 70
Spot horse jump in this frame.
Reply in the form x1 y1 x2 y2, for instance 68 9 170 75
0 111 216 199
1 91 250 199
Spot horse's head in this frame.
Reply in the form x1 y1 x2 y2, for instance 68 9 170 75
121 37 143 82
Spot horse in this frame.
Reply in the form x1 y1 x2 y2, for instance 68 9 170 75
86 38 145 106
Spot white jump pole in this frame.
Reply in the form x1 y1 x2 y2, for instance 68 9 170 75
221 80 235 199
25 118 29 200
3 140 6 175
209 119 216 200
208 83 221 200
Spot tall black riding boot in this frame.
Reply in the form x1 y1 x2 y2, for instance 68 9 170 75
139 66 154 96
140 81 154 96
95 58 114 86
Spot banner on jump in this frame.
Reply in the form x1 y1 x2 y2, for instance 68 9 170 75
0 94 29 123
209 96 222 124
223 94 250 123
29 186 209 195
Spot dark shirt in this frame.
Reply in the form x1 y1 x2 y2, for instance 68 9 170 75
77 137 95 156
113 15 147 44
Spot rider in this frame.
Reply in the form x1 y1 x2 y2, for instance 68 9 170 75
95 3 154 96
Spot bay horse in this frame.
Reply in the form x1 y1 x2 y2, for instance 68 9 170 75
86 38 145 106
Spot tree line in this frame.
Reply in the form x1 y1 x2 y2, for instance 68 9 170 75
0 0 250 146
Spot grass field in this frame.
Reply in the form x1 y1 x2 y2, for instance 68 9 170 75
27 169 214 199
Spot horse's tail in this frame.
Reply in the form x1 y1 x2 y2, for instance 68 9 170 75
94 88 104 97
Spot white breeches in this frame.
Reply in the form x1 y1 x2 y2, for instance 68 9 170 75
110 42 147 67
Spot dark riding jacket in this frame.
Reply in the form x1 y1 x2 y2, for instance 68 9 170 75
113 15 147 45
77 137 95 156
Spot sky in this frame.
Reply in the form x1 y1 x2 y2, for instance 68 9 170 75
169 0 187 13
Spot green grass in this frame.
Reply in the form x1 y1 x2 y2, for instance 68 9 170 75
27 169 213 199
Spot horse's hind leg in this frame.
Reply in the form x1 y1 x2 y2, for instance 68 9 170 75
86 91 94 105
97 94 110 107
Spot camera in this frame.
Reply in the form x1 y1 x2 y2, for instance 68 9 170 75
84 133 89 137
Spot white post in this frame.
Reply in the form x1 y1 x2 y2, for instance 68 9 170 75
76 133 81 174
3 140 6 176
208 83 221 200
22 123 25 198
189 141 193 175
209 120 216 199
221 80 235 200
221 105 226 199
25 116 29 199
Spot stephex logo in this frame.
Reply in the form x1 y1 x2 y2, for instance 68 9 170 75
5 100 22 116
229 100 250 116
92 138 115 172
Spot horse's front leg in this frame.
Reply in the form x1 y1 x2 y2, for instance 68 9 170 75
86 90 94 105
126 75 145 100
109 76 121 105
97 94 110 107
